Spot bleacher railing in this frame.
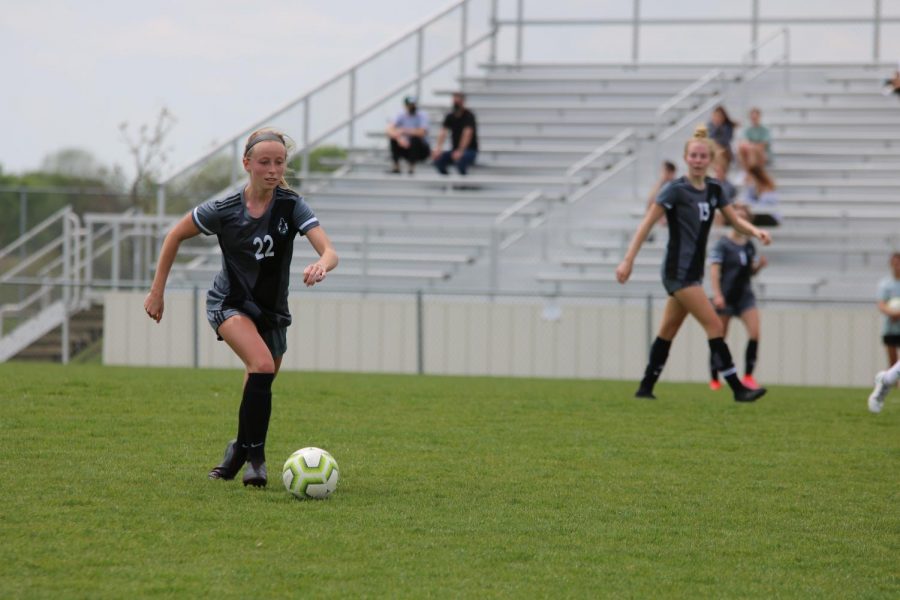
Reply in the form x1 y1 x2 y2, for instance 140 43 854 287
157 0 497 216
499 0 895 64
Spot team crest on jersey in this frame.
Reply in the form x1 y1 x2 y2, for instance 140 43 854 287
277 217 288 236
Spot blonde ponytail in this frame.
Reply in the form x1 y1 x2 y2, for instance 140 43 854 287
684 124 717 159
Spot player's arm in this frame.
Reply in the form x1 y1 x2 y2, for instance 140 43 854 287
751 254 768 275
721 204 771 245
616 203 665 284
302 227 339 287
709 263 725 309
876 298 900 320
143 213 200 322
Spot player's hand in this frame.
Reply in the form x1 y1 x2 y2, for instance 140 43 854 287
451 149 463 162
143 292 164 323
615 260 632 284
713 294 726 310
756 229 772 245
303 262 327 287
430 149 441 161
398 137 410 149
757 255 769 269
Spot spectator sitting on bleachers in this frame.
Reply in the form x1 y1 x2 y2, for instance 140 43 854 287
431 92 479 176
743 164 780 226
737 107 772 169
386 95 431 174
707 105 737 168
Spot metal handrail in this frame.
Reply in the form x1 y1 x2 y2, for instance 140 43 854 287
567 155 638 206
159 0 481 196
655 70 723 119
657 33 791 143
742 27 790 66
495 190 544 225
566 129 636 177
0 206 70 262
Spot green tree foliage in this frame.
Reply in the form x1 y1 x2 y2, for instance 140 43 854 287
0 150 127 247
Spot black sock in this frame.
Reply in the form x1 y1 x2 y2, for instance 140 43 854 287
710 356 719 381
745 339 758 376
238 373 275 461
639 337 672 391
708 337 744 392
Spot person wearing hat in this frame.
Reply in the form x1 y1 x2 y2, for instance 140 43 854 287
386 95 431 174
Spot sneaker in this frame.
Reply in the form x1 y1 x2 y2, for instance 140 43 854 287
734 387 767 402
742 375 760 390
208 440 247 480
634 387 657 400
709 379 722 391
868 371 888 414
242 460 268 487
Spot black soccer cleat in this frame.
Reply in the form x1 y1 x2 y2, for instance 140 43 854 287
634 388 657 400
208 439 247 480
734 387 767 403
242 460 267 487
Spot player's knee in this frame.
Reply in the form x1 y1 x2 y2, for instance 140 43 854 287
248 356 276 374
704 321 724 338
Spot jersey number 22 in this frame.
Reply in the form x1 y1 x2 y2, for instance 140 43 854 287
253 235 275 260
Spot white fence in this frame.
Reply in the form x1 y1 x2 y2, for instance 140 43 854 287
104 291 884 387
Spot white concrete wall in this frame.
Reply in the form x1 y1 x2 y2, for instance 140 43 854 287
105 291 882 387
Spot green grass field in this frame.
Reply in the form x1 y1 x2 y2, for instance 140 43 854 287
1 363 897 598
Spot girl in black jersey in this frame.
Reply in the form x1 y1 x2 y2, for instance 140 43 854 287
708 203 767 391
616 126 771 402
144 128 338 487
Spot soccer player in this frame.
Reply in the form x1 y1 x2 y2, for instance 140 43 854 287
615 126 771 402
869 360 900 413
708 203 767 391
876 252 900 367
143 128 338 487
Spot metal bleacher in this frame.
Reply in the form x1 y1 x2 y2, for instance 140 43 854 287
277 59 898 300
3 1 900 363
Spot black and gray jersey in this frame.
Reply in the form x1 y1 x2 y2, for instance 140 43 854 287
655 176 732 281
709 237 756 305
192 186 319 330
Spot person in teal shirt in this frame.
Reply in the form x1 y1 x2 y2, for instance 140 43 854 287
737 107 771 168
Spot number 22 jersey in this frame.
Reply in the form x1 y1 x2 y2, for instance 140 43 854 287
192 186 320 330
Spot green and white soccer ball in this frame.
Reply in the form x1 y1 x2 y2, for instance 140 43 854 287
282 447 339 499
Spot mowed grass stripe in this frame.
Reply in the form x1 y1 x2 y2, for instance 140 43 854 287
0 363 896 598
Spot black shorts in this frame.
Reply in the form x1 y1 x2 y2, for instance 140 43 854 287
207 307 288 359
663 278 703 296
883 334 900 347
715 292 757 317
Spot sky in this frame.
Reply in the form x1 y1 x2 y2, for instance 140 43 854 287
2 0 897 181
1 0 440 179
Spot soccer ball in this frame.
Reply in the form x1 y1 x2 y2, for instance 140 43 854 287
282 447 339 499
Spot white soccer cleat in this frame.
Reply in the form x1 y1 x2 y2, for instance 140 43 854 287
868 371 888 414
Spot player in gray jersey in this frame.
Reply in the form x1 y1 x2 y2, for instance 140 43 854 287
144 128 338 487
708 203 768 392
616 126 771 402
